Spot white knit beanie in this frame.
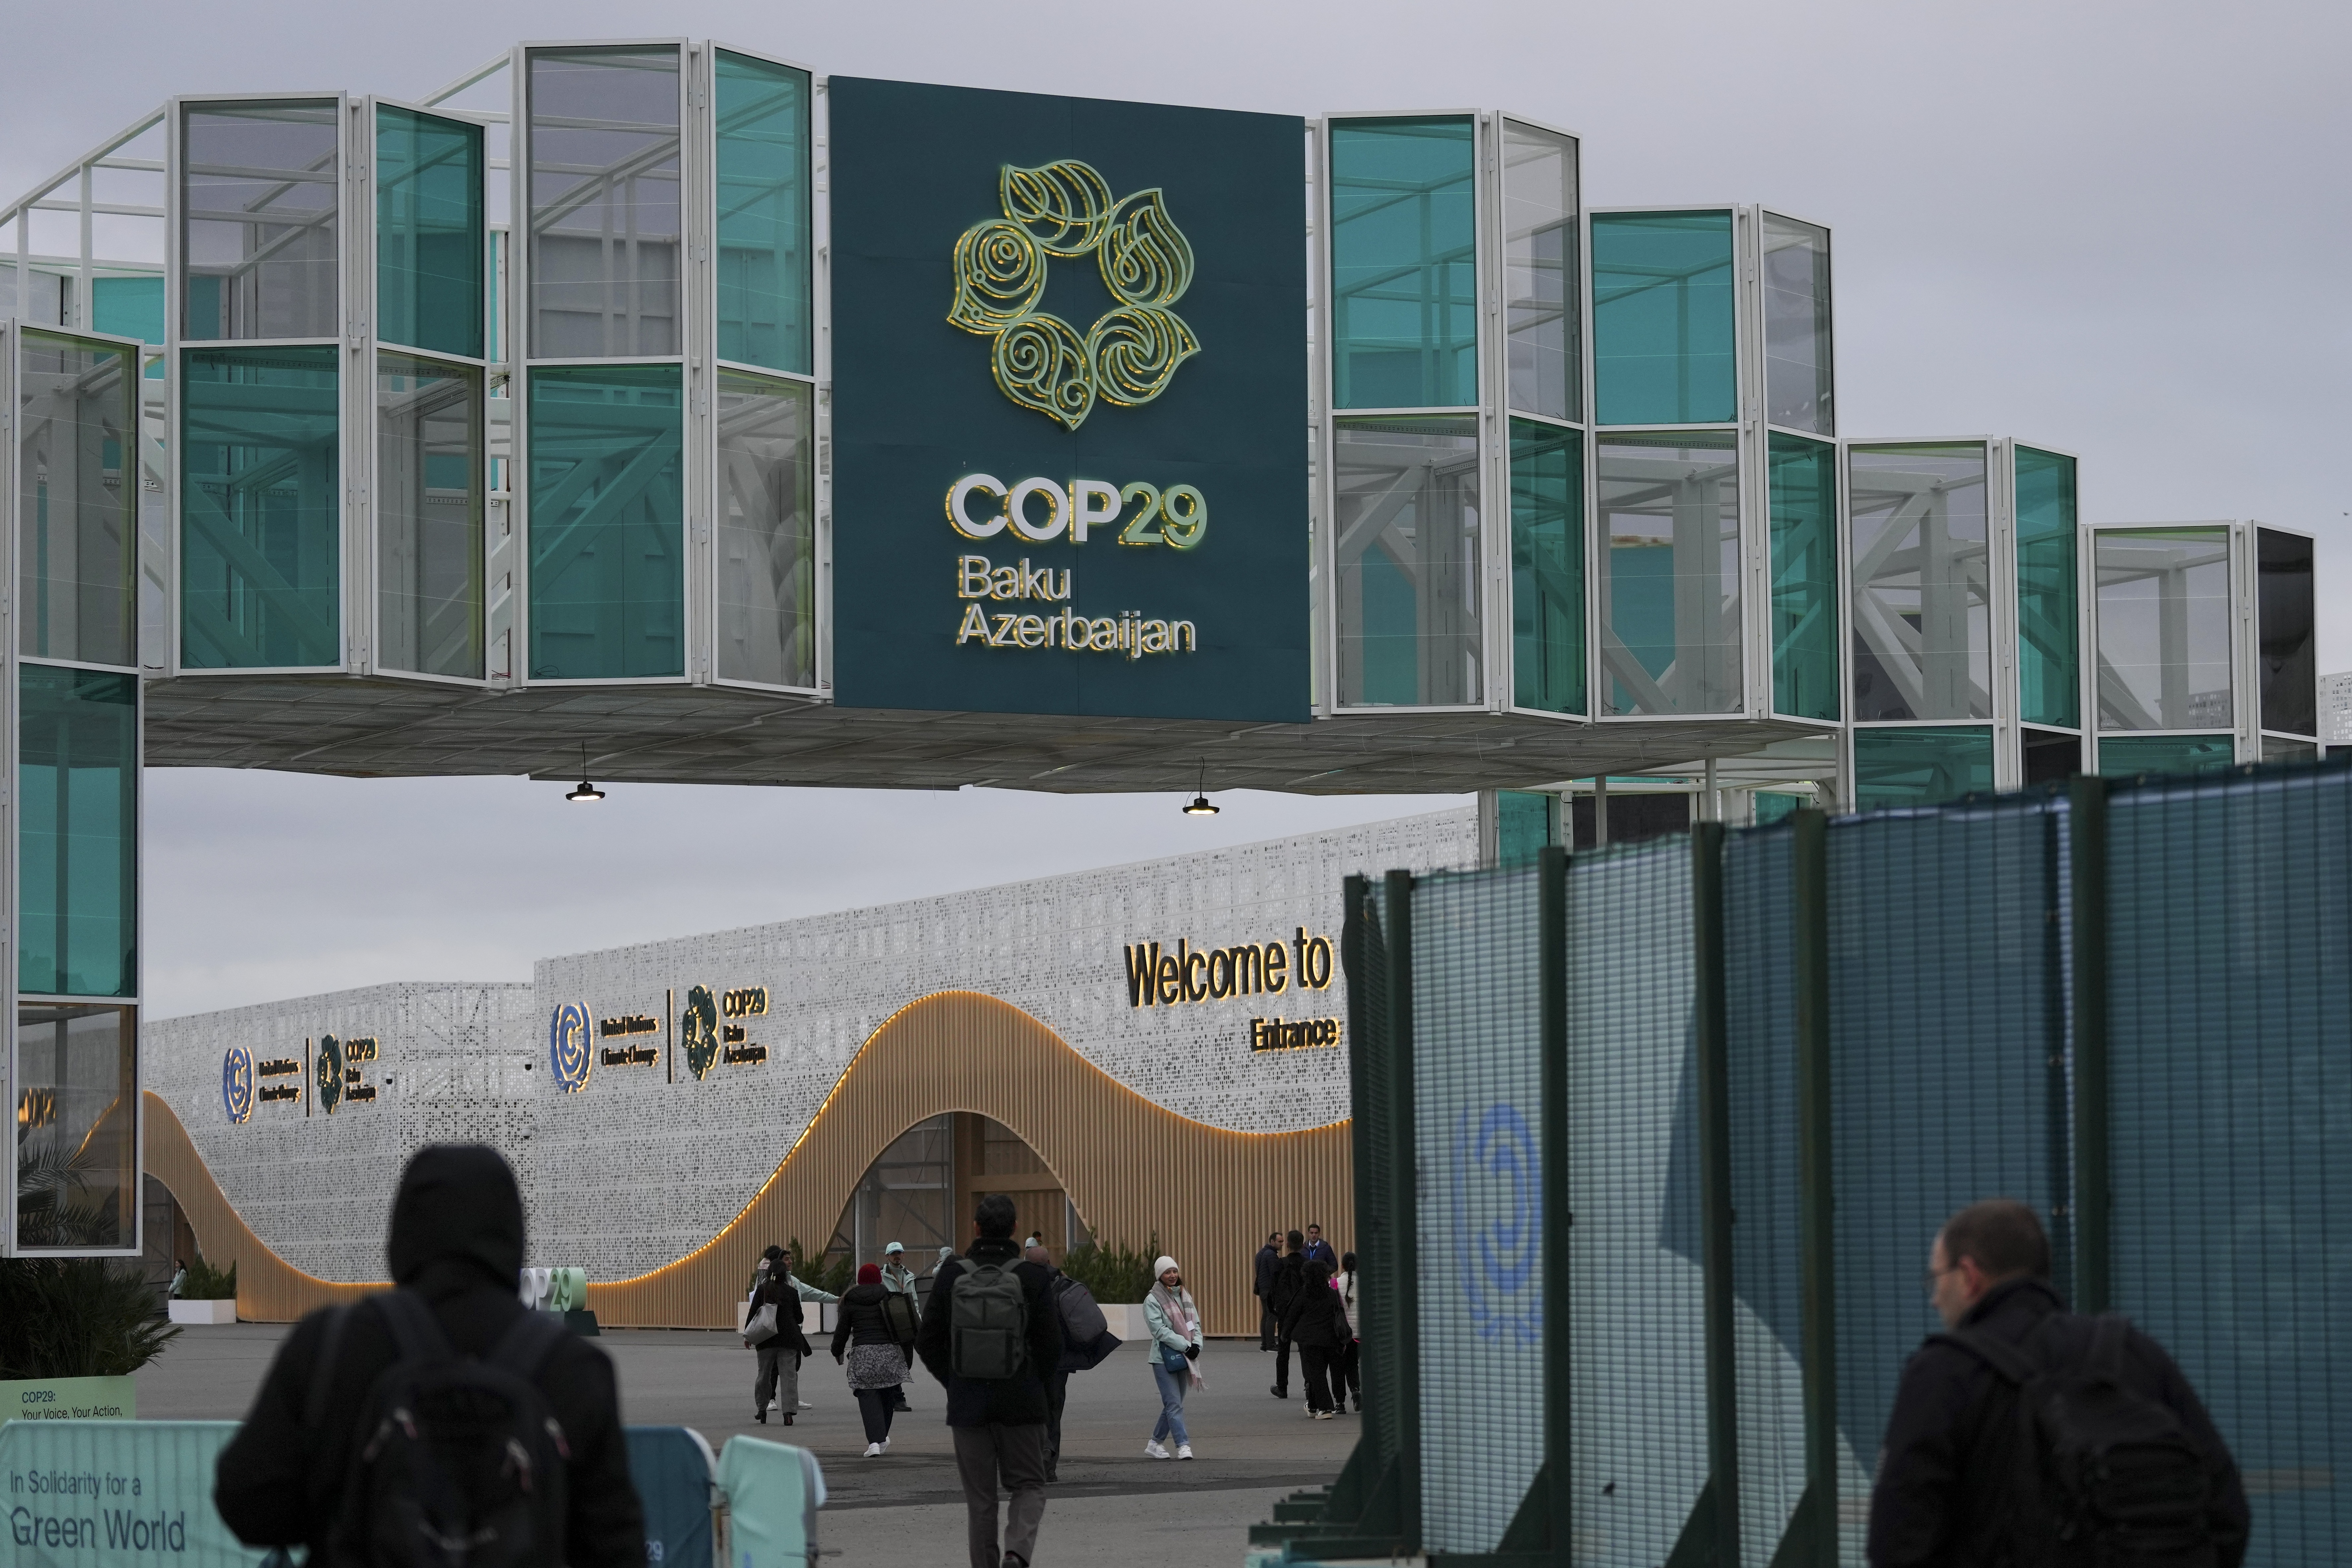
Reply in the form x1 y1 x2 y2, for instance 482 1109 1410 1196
1153 1255 1180 1279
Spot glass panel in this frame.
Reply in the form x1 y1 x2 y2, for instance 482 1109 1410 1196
1496 790 1559 867
1329 118 1476 410
2015 446 2079 728
1502 121 1578 422
1767 432 1837 719
2260 736 2318 765
1334 416 1481 705
715 370 814 686
2097 733 2234 778
1848 443 1989 722
1760 215 1832 434
2257 527 2316 736
2094 528 2230 731
528 363 682 680
1590 211 1735 426
182 101 339 341
1850 725 1993 809
528 47 681 358
179 346 340 669
377 105 484 359
19 331 137 667
1596 431 1740 715
20 665 137 997
1510 417 1583 714
90 277 165 346
715 52 813 376
2022 726 2081 785
377 352 483 679
15 1003 136 1250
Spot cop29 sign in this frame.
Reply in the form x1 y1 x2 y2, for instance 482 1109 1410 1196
829 78 1309 722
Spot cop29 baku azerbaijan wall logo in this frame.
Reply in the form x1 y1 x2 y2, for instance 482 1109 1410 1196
680 986 721 1081
549 1002 592 1094
1452 1103 1542 1344
948 161 1198 430
222 1046 255 1125
313 1034 344 1115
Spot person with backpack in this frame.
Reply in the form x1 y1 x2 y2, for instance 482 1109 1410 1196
916 1195 1063 1568
1143 1257 1203 1459
1282 1258 1348 1419
1333 1251 1362 1415
882 1241 920 1411
1266 1229 1307 1399
746 1246 818 1426
1025 1241 1121 1481
213 1144 645 1568
1867 1198 2248 1567
833 1263 916 1457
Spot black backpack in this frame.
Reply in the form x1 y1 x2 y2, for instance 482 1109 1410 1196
949 1261 1030 1380
1932 1312 2220 1568
880 1290 921 1345
322 1290 573 1568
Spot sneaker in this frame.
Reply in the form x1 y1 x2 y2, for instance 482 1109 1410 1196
1176 1444 1194 1460
798 1401 814 1409
881 1438 891 1452
1314 1410 1335 1421
1305 1407 1321 1419
863 1442 882 1458
1144 1440 1170 1460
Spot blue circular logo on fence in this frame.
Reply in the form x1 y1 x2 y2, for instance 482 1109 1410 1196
222 1046 255 1124
549 1002 593 1093
1452 1102 1541 1344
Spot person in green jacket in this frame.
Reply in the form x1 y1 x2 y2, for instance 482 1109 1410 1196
881 1241 920 1411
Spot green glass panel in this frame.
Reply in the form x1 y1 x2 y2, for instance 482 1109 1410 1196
19 331 137 667
1330 118 1476 410
2095 528 2229 731
716 371 814 685
1334 416 1480 705
1753 790 1805 825
716 51 812 376
1596 431 1740 715
90 277 165 345
14 1001 136 1249
179 346 340 669
1591 211 1735 425
528 364 682 680
378 352 484 679
20 666 137 998
2015 445 2078 729
2097 733 2234 779
377 105 484 359
1496 789 1559 868
1851 725 1994 810
1510 417 1584 713
1768 432 1837 719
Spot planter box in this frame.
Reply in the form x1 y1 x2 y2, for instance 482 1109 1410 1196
168 1299 236 1325
1102 1303 1149 1343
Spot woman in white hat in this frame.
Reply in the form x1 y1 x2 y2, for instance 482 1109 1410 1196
1143 1255 1203 1459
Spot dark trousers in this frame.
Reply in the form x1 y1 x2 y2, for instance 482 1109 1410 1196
1043 1370 1069 1480
896 1343 915 1407
1338 1340 1361 1407
854 1387 898 1445
1273 1333 1293 1393
1300 1344 1337 1412
952 1422 1048 1568
1258 1299 1277 1350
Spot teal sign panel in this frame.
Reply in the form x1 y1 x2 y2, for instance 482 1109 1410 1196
0 1419 267 1567
829 78 1309 721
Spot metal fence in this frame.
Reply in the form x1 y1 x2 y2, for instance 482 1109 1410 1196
1251 759 2352 1568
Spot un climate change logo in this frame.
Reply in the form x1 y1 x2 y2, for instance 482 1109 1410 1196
222 1046 255 1124
549 1002 592 1093
1452 1103 1542 1344
948 160 1198 431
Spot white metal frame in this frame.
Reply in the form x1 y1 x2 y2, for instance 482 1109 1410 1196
1749 205 1843 739
2249 522 2320 755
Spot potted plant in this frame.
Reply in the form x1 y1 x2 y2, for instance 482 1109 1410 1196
168 1258 238 1324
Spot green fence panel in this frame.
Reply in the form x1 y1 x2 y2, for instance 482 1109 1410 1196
626 1426 715 1568
0 1419 265 1568
714 1434 822 1568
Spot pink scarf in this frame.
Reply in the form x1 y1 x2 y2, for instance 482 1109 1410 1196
1152 1280 1194 1338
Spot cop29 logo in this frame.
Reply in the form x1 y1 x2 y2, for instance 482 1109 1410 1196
1451 1103 1542 1344
548 1002 592 1093
948 161 1198 431
222 1046 255 1125
679 986 721 1081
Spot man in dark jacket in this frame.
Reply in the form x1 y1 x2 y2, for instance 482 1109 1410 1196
1867 1198 2247 1567
1302 1223 1336 1272
214 1144 645 1568
1025 1241 1119 1481
1253 1231 1282 1350
1266 1229 1307 1398
918 1195 1063 1568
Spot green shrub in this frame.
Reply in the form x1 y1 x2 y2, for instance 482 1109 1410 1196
0 1257 180 1378
180 1257 237 1301
1060 1232 1161 1304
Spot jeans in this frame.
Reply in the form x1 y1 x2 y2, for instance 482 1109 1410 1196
951 1423 1048 1568
854 1387 898 1445
754 1345 798 1414
1300 1345 1336 1413
1150 1359 1190 1447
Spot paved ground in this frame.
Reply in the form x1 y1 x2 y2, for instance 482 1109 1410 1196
137 1323 1352 1566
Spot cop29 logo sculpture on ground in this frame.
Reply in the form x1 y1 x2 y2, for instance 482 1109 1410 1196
948 160 1198 430
549 1002 592 1094
1452 1103 1542 1344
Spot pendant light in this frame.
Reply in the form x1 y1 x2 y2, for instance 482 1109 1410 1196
567 743 605 803
1182 760 1219 816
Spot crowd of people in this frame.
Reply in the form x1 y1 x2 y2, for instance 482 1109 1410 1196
1252 1223 1361 1418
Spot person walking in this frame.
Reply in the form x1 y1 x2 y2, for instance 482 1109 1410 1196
1283 1258 1347 1419
916 1195 1062 1568
833 1263 908 1457
881 1241 920 1411
1252 1231 1281 1351
1302 1223 1336 1272
1333 1251 1362 1414
1266 1229 1306 1399
1867 1198 2247 1567
747 1246 817 1426
168 1258 188 1300
1025 1241 1120 1481
214 1145 644 1568
1143 1256 1202 1460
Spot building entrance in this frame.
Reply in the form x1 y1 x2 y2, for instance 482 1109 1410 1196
824 1112 1091 1279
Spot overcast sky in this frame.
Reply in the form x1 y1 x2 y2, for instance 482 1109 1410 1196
4 0 2345 1017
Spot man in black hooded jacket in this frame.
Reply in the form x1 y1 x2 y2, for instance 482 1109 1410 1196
214 1144 645 1568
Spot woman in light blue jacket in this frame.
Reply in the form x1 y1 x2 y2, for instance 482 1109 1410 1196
1143 1255 1202 1460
